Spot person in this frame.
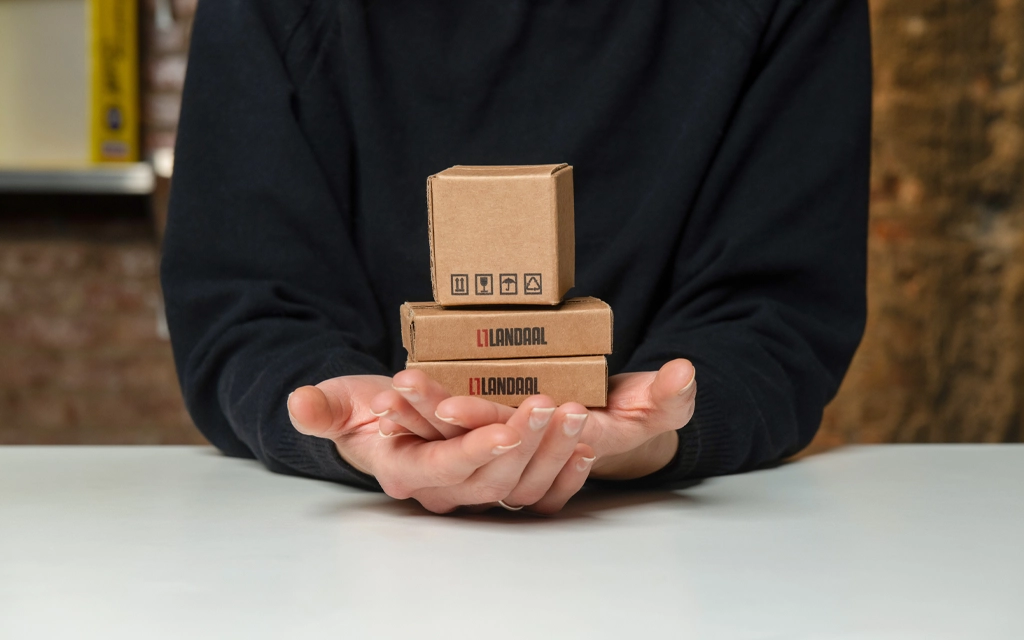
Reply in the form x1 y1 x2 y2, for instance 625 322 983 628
161 0 870 514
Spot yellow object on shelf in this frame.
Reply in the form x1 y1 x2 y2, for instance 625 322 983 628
89 0 139 163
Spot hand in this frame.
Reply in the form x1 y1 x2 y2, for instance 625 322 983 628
365 369 596 514
433 359 697 481
286 373 594 514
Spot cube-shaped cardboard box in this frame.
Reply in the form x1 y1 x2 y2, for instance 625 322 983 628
427 164 575 306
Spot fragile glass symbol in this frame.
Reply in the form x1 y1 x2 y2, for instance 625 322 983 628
475 274 494 295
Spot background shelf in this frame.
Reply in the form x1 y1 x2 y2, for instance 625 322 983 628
0 164 155 195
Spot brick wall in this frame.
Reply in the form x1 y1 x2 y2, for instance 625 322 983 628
0 206 201 444
3 1 1023 448
143 0 193 154
813 0 1024 450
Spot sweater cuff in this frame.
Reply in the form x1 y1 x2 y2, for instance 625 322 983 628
241 343 390 491
268 419 382 491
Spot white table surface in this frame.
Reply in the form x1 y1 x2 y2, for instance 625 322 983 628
0 445 1021 639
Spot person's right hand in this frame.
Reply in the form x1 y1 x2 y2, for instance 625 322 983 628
286 375 594 514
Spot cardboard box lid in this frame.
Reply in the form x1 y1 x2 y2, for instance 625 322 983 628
436 164 570 179
402 296 607 319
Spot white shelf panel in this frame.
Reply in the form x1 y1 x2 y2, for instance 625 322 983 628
0 163 156 195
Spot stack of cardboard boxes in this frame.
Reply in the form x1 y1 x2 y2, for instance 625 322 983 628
401 164 613 407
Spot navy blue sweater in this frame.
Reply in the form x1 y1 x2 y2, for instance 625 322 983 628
162 0 871 489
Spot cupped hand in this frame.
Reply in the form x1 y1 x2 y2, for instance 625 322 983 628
287 375 521 509
374 369 597 513
287 372 593 514
433 359 697 481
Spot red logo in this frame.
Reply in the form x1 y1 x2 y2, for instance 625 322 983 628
468 377 539 396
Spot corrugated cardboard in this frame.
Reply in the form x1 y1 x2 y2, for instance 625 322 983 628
407 356 607 407
427 164 575 306
401 297 613 362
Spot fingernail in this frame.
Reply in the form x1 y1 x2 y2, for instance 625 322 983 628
492 441 522 456
529 407 556 431
435 411 461 426
576 456 597 472
678 374 696 395
378 426 413 439
392 385 421 402
370 408 390 418
286 393 299 424
563 413 588 436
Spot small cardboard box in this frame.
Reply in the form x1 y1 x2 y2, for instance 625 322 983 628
401 297 613 362
427 164 575 306
407 356 607 407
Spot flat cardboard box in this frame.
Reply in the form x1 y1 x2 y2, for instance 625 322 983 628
427 164 575 306
401 297 613 362
407 356 607 407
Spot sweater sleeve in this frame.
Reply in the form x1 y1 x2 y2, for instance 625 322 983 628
617 0 871 484
161 0 383 489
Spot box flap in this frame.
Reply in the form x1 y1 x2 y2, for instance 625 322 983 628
436 164 568 179
426 177 439 302
403 297 606 318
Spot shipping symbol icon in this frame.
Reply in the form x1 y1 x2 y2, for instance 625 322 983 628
451 274 469 296
500 274 518 295
524 273 543 295
475 274 494 295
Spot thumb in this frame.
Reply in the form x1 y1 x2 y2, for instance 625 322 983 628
287 385 351 439
647 359 697 419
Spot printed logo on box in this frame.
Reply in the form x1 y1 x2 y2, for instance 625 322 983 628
499 274 518 295
451 274 469 296
468 376 540 396
476 327 548 348
524 273 543 295
475 274 494 295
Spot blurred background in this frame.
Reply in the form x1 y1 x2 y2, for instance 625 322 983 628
1 0 1021 449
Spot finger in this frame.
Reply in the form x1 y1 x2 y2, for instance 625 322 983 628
375 423 522 500
503 404 589 508
369 389 444 440
529 443 596 515
376 416 417 440
288 385 349 439
648 358 697 422
444 396 558 506
434 395 517 430
392 369 467 438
